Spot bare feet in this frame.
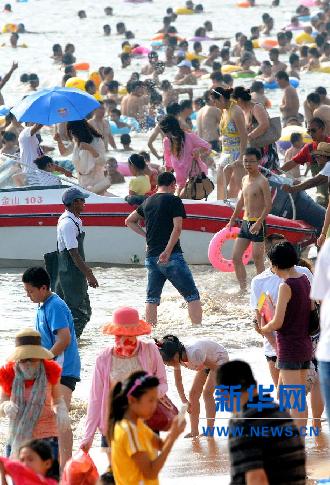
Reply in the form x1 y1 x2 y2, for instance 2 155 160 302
184 432 199 438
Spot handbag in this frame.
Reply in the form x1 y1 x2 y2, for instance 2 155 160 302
146 395 178 432
249 116 282 149
309 303 320 337
180 159 214 200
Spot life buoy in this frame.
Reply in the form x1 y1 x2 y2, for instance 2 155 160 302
89 71 102 88
175 7 194 14
131 46 150 56
221 64 242 74
317 62 330 73
237 1 251 7
277 125 311 152
208 227 252 272
260 38 278 50
295 32 314 44
65 77 86 91
2 23 17 33
117 161 131 176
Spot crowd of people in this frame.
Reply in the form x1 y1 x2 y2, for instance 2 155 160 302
1 0 330 483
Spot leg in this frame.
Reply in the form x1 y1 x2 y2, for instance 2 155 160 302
186 370 208 437
187 300 202 325
202 370 217 431
145 257 166 326
280 369 308 428
232 237 250 290
310 376 324 430
268 359 280 387
318 361 330 432
228 162 245 198
58 384 73 470
216 165 226 200
252 241 265 275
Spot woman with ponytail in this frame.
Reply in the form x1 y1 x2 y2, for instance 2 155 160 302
156 335 229 438
80 307 168 453
159 115 211 195
211 86 248 199
233 86 280 171
108 370 185 485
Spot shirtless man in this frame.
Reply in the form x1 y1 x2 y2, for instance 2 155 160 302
160 80 193 107
227 148 272 290
174 60 197 86
89 102 117 151
276 71 299 127
269 48 287 75
99 66 114 96
121 81 147 124
306 92 330 135
141 51 158 76
196 90 221 152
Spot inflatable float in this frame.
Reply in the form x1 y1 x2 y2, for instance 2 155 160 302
208 227 252 272
277 125 311 152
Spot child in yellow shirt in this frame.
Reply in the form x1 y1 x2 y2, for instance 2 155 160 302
108 371 185 485
128 154 151 196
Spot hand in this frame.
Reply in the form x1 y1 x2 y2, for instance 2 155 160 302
0 401 18 419
80 441 93 453
254 320 262 335
317 233 326 248
226 218 236 229
87 271 99 288
11 62 18 71
158 250 170 264
168 415 186 440
54 399 71 432
249 220 261 235
53 132 61 142
282 184 294 193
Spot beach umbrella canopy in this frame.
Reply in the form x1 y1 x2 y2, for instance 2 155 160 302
11 87 100 125
0 105 11 116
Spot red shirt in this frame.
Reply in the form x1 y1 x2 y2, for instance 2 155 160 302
292 137 330 165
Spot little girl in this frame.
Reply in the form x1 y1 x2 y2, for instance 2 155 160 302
156 335 229 438
0 438 59 484
128 154 151 197
108 370 185 485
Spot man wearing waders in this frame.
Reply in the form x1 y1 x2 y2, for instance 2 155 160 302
55 187 98 337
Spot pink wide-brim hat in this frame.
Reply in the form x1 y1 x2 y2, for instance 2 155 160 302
102 307 152 336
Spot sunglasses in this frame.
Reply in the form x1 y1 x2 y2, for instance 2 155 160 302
307 128 318 134
211 88 222 98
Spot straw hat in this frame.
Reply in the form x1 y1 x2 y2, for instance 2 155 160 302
7 328 54 362
102 307 152 336
312 142 330 158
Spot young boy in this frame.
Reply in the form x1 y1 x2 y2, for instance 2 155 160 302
22 266 81 466
110 108 130 129
104 157 125 184
0 131 18 156
227 148 272 290
120 133 133 151
283 132 304 179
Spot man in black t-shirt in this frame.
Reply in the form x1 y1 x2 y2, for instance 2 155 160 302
125 172 202 326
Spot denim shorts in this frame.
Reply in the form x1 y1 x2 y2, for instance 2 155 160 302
277 360 310 370
145 252 200 305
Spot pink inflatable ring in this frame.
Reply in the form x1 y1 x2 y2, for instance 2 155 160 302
208 226 252 272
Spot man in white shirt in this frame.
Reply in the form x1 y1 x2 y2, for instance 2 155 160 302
311 239 330 430
18 123 44 172
250 234 313 386
45 187 99 338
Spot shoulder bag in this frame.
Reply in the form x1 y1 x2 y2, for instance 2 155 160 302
248 105 282 148
180 159 214 200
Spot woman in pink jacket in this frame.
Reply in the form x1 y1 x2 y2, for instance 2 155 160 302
159 115 211 194
80 307 168 451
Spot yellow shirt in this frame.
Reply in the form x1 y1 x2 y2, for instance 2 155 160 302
111 418 159 485
129 175 151 195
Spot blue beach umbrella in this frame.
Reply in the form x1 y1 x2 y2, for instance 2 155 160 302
0 105 10 116
11 87 100 125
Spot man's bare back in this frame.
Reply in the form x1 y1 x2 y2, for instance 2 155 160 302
197 105 221 142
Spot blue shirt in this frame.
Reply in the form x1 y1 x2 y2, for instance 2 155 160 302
35 293 81 379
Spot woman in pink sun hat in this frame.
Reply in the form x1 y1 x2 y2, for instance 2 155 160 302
80 307 168 452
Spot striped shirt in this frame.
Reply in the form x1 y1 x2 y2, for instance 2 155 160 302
229 396 306 484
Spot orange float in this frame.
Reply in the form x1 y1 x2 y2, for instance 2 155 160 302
260 38 279 49
237 1 251 7
89 71 102 88
74 62 90 71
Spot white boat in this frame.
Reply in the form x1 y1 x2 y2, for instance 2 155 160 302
0 160 317 266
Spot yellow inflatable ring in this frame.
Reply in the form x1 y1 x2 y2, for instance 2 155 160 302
175 7 194 14
318 63 330 73
65 77 86 91
295 32 315 44
118 86 128 96
2 23 17 33
222 64 242 74
89 71 102 88
252 39 260 49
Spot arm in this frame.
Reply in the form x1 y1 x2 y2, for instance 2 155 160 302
248 105 270 139
318 201 330 247
30 124 43 136
68 248 99 287
147 125 162 160
125 210 146 238
49 327 71 357
284 174 327 193
261 283 291 333
255 310 277 350
176 88 193 99
108 125 117 150
148 344 168 397
79 142 99 158
227 190 244 227
158 216 182 263
233 107 248 161
0 62 18 90
54 133 73 156
174 366 188 403
132 417 185 480
246 469 269 485
281 159 299 172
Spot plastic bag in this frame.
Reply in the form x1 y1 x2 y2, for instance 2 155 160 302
61 451 99 485
0 457 57 485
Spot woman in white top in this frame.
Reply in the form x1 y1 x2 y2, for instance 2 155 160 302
66 120 110 195
156 335 229 438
